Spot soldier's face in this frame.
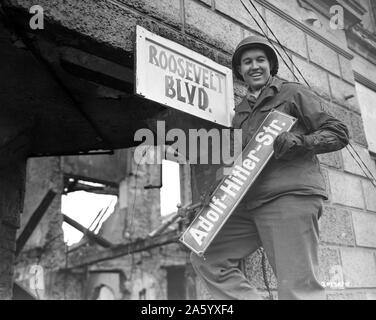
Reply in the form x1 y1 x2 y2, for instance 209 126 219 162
237 48 271 90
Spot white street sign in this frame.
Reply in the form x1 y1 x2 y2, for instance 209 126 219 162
135 26 234 127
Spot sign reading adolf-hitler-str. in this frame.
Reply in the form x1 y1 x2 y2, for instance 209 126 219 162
135 26 234 127
180 111 296 256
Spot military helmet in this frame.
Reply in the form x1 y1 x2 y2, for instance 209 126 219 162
232 36 279 80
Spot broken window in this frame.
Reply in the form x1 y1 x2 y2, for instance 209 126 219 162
61 175 117 246
160 159 181 217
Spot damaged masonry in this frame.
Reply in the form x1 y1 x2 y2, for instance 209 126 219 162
1 0 376 300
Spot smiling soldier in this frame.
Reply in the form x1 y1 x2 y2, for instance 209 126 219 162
190 36 350 300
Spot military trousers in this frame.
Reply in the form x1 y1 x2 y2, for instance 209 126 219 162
190 195 326 300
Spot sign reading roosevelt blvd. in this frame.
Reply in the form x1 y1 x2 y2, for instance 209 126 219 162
135 26 234 127
180 110 297 256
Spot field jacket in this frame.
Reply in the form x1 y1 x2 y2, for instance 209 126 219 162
232 77 349 209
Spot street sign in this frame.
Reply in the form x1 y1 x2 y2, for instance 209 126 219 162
135 26 234 127
180 110 297 256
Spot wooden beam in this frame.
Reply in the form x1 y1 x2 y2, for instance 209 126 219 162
62 214 113 248
63 173 119 189
148 214 180 237
16 190 56 257
60 46 134 93
68 230 180 268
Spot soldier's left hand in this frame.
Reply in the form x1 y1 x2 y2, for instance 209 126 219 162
273 131 304 160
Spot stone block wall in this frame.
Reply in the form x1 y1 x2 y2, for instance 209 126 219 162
176 0 376 299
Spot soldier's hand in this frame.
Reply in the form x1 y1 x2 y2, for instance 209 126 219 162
200 190 212 207
177 203 202 225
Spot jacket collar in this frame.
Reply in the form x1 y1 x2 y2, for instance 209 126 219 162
235 97 252 113
234 77 283 113
269 76 283 93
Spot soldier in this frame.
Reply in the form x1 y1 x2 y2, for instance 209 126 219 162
190 35 349 300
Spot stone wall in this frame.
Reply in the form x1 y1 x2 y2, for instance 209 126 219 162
190 0 376 299
13 157 78 300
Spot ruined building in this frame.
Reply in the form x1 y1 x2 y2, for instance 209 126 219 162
1 0 376 300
